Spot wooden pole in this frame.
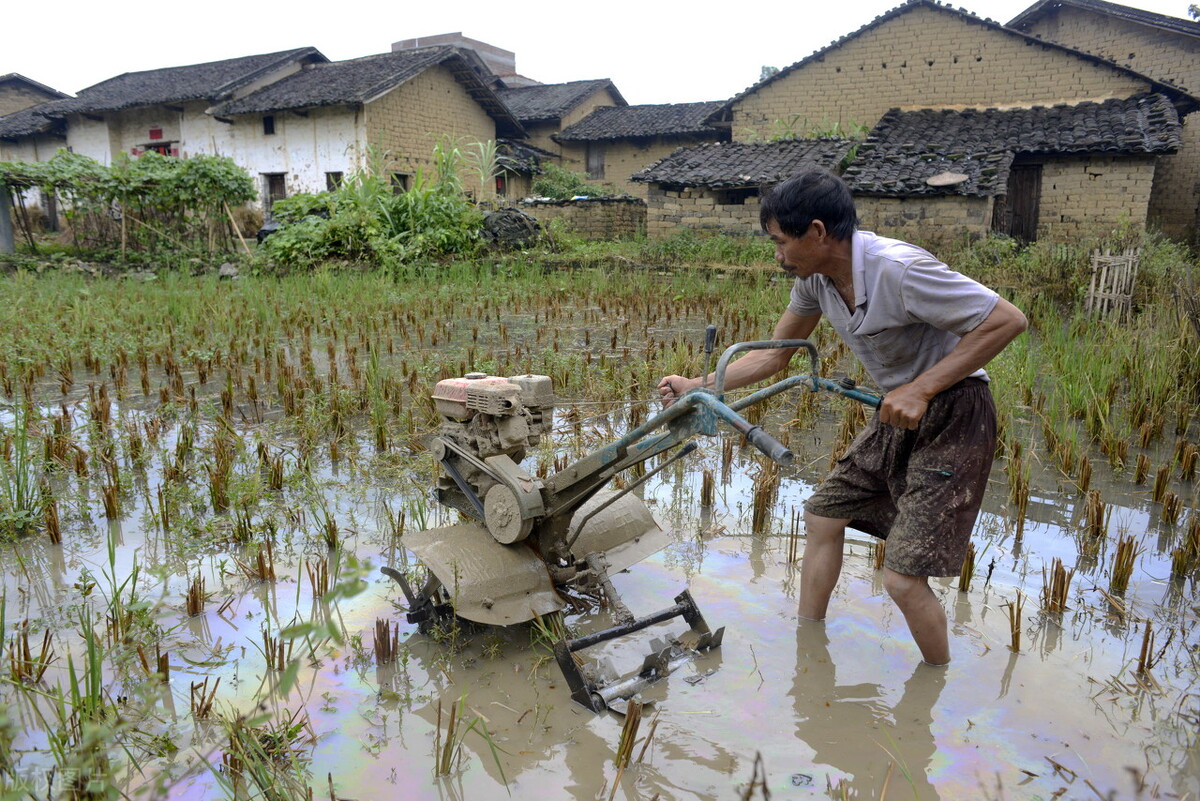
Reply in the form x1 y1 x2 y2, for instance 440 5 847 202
0 184 14 255
224 201 253 258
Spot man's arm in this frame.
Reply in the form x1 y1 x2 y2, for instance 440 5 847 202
658 309 822 405
880 297 1027 429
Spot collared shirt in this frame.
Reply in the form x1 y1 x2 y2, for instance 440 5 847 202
786 230 999 392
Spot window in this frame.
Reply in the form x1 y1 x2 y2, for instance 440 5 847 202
713 188 758 206
263 115 276 135
586 144 605 180
325 172 344 191
262 173 287 218
390 173 411 194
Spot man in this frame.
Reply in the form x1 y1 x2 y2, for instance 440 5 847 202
658 168 1027 665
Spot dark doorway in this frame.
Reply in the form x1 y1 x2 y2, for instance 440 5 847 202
262 173 287 219
992 163 1042 243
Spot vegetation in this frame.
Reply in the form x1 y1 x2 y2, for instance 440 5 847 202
259 141 484 270
531 162 616 200
0 201 1197 797
0 150 255 260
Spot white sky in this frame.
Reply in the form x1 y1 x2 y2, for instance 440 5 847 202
6 0 1195 106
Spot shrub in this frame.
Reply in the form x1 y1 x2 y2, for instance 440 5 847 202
531 163 614 200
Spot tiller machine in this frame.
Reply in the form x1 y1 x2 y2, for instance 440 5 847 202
383 332 881 712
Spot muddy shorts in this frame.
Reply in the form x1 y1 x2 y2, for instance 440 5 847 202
804 378 996 577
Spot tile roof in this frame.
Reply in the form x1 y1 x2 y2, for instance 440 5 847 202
554 102 727 142
0 74 70 100
632 138 854 188
841 93 1181 196
215 47 523 136
707 0 1199 125
497 138 558 174
62 48 327 114
1008 0 1200 39
0 99 71 139
494 80 626 122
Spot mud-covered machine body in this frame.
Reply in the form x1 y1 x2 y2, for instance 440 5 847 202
382 336 880 712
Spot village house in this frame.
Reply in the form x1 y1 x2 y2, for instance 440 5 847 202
632 138 853 237
0 74 68 118
0 45 524 218
493 79 626 171
691 0 1198 243
552 101 729 197
841 93 1181 247
1007 0 1200 240
210 47 523 212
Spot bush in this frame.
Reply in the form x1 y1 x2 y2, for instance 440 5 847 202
259 142 485 269
531 163 614 200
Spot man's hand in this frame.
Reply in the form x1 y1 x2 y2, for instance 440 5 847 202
879 382 932 430
657 375 700 407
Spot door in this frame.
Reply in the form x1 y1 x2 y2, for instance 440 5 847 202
997 164 1042 243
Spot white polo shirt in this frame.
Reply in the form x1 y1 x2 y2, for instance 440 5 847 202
786 231 999 392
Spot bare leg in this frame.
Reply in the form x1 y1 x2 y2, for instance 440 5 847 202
799 512 849 621
882 568 950 665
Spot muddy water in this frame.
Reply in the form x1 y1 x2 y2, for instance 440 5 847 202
2 390 1198 800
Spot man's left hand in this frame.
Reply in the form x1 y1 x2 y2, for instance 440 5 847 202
879 383 931 430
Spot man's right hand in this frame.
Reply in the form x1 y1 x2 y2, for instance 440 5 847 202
657 375 700 407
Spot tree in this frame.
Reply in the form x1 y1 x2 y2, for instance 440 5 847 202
1191 4 1199 20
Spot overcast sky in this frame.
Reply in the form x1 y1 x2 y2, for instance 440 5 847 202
7 0 1195 106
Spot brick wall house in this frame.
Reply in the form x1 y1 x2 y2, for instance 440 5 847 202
704 0 1198 243
214 47 522 208
494 80 625 171
1 46 523 216
1008 0 1200 239
0 74 68 118
553 102 728 197
843 94 1180 246
633 139 853 238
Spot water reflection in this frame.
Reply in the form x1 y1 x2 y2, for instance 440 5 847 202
790 622 945 798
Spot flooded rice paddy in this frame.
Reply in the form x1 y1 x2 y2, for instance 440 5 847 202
0 265 1197 800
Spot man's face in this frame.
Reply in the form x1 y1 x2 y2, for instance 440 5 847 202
766 218 820 277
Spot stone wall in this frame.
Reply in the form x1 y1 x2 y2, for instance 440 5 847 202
522 196 645 239
1018 7 1200 240
365 64 497 198
644 185 761 238
856 196 993 248
731 4 1149 142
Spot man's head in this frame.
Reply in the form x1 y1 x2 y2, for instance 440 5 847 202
759 168 857 241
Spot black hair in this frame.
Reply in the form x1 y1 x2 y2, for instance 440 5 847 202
759 168 858 241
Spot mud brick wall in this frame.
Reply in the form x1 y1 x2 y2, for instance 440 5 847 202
522 197 645 239
0 84 58 117
1147 119 1200 240
855 196 993 247
365 65 497 198
1018 8 1200 94
644 186 761 238
525 88 623 164
1018 7 1200 241
1038 155 1157 240
730 5 1149 142
560 138 709 199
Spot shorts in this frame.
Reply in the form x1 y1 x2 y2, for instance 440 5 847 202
803 378 996 577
